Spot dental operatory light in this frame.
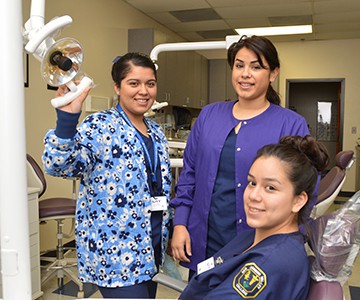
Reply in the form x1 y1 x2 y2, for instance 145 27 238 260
235 25 313 37
23 0 93 108
150 25 313 64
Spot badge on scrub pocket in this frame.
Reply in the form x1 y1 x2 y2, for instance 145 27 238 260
197 257 215 275
151 196 167 211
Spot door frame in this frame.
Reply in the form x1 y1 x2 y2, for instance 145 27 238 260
285 78 345 151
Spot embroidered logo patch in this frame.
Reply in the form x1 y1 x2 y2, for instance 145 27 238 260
232 262 267 298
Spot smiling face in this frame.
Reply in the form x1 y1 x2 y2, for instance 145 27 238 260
231 47 278 104
244 156 308 239
114 64 157 123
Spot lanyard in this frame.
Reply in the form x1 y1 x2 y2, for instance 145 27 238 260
116 104 158 182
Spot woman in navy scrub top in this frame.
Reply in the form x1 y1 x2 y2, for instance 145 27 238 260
43 53 172 298
180 135 329 299
170 36 312 277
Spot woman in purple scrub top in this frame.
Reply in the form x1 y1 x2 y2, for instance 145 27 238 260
170 36 313 278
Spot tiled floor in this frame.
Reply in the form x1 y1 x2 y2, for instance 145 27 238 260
36 199 359 300
40 271 182 299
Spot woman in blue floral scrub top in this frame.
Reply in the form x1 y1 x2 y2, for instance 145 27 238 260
42 53 172 298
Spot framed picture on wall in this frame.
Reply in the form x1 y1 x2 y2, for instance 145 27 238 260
24 53 29 88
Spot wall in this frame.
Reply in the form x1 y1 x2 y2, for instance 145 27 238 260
23 0 360 250
22 0 182 250
276 39 360 192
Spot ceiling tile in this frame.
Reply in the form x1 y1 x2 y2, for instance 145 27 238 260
215 3 313 19
197 29 237 39
314 12 360 24
314 0 360 14
207 0 311 8
124 0 210 13
166 20 230 32
170 8 221 22
226 17 271 28
147 12 181 24
269 15 313 26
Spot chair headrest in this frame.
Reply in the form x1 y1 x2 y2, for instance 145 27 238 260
316 167 344 203
335 150 354 169
26 154 46 197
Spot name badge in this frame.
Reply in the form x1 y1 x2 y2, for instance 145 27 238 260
197 257 215 275
151 196 167 211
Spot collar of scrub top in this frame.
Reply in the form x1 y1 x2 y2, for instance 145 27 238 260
116 103 158 183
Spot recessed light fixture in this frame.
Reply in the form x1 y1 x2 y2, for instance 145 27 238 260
235 25 313 36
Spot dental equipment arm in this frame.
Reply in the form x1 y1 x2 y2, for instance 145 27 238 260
23 0 93 108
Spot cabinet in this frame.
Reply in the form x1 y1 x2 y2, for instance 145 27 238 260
208 59 236 103
128 28 208 109
28 187 43 300
0 188 42 299
157 51 208 109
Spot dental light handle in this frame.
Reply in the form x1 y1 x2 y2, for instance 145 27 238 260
50 76 93 108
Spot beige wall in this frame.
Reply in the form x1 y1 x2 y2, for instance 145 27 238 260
24 1 360 248
276 39 360 191
23 0 182 250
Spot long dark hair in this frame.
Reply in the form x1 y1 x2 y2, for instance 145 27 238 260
227 35 280 105
255 135 329 224
111 52 157 87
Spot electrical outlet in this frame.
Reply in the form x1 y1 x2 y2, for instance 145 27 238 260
352 126 357 134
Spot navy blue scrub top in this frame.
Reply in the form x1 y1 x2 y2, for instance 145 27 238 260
206 128 237 258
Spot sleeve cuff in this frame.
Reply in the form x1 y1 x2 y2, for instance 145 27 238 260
173 205 191 227
54 109 81 139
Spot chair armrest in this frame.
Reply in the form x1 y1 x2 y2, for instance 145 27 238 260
152 272 187 292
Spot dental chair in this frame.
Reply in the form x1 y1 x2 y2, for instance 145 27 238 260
152 191 360 300
26 154 84 298
152 267 344 300
311 150 355 218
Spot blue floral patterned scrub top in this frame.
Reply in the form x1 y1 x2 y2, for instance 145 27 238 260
42 107 172 288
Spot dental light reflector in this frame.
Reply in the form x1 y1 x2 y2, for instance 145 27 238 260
41 38 83 86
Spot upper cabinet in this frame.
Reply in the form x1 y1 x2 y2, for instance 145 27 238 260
128 28 208 109
208 59 236 103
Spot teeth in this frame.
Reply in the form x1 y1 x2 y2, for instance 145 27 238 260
250 207 263 212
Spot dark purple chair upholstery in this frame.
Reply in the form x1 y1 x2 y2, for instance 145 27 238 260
307 279 343 300
311 150 354 218
26 154 84 298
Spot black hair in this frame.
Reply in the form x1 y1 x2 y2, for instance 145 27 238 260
111 52 157 87
227 35 280 105
255 135 329 224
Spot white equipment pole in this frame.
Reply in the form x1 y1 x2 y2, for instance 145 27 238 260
0 0 32 299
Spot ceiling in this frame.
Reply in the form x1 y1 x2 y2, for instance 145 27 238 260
123 0 360 43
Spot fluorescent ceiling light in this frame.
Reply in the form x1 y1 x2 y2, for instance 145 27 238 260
235 25 313 36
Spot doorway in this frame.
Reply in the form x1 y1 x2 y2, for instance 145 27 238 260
286 79 345 170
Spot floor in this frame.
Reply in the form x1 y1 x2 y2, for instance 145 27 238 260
34 198 360 299
39 267 183 300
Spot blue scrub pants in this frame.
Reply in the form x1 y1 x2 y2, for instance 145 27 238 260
98 280 158 298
